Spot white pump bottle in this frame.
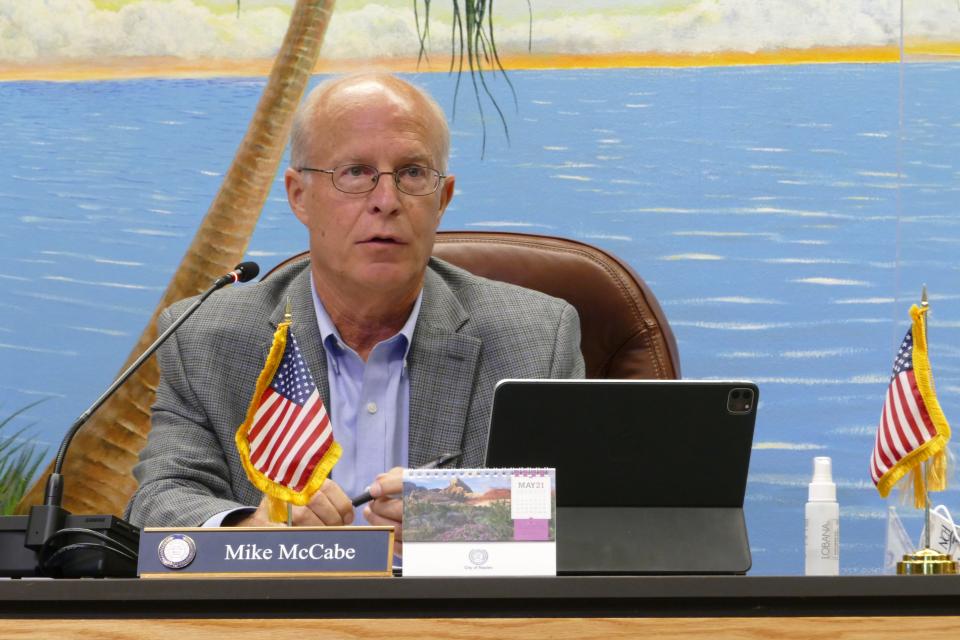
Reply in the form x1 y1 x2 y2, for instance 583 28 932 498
804 456 839 575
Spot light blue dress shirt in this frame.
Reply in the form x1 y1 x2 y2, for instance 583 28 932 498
309 273 421 524
203 276 421 528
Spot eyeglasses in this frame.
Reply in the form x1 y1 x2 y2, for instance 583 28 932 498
297 164 446 196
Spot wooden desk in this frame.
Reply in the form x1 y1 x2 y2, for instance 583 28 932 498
4 575 960 639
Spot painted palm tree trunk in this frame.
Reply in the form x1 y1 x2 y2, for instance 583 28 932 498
17 0 336 516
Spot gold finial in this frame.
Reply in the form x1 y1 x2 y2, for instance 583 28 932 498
921 285 928 308
284 298 292 323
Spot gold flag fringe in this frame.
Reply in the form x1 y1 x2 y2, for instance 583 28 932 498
235 318 341 523
877 305 951 508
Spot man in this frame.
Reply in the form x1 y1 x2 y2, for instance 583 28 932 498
126 74 584 543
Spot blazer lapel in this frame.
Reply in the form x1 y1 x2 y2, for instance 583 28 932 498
407 266 481 467
266 265 331 418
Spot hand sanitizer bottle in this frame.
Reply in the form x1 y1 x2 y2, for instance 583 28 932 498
805 456 840 575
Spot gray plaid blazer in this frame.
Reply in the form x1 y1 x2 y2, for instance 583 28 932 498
126 257 584 527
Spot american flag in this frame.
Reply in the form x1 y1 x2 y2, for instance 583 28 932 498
870 304 951 499
239 325 339 496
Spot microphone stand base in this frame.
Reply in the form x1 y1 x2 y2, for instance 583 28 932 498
0 514 140 578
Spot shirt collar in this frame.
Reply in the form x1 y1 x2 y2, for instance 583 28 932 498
309 271 422 360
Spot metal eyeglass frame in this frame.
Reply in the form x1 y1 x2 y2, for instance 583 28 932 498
297 164 446 196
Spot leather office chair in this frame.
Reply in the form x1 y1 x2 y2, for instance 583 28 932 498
266 231 680 379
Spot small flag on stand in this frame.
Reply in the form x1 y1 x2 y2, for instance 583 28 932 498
883 506 915 574
235 309 341 522
870 303 951 507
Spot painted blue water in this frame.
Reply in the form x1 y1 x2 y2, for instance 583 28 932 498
2 64 959 575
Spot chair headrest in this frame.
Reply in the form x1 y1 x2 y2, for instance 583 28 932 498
433 232 679 379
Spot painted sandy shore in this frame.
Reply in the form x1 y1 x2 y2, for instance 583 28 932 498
5 44 956 82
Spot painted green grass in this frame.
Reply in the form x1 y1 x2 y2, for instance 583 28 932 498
0 402 48 515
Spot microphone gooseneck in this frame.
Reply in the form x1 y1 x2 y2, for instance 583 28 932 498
45 261 260 506
17 262 259 576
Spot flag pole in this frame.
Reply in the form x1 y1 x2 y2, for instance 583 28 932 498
896 284 957 574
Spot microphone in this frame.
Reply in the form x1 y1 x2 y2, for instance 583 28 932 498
213 261 260 287
1 262 259 578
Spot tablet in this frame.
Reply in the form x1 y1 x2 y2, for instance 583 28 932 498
485 379 758 574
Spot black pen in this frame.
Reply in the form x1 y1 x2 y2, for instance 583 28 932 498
350 450 463 507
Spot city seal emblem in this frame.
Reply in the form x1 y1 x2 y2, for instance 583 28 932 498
157 533 197 570
468 548 489 566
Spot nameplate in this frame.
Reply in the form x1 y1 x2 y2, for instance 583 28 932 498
138 526 394 578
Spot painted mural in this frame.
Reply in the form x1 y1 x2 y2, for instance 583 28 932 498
1 0 960 575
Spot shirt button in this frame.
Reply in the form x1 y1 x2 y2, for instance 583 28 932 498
366 402 378 414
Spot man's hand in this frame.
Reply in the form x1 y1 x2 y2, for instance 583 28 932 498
364 466 404 551
227 478 355 527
